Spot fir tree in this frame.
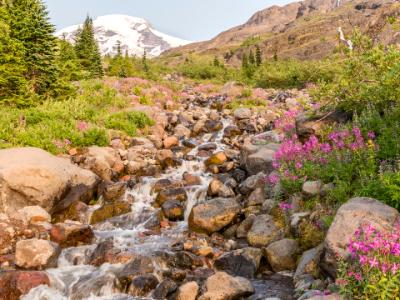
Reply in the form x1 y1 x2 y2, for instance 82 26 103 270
142 50 149 73
213 56 221 67
255 45 262 66
249 50 256 65
8 0 59 95
75 16 103 78
56 38 82 81
116 40 122 57
0 1 29 104
242 53 249 69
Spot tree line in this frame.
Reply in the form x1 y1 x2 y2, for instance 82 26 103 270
0 0 103 106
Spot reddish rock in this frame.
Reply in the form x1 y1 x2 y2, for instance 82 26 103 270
0 271 50 300
50 221 94 248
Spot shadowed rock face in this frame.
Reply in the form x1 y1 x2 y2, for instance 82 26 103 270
164 0 399 63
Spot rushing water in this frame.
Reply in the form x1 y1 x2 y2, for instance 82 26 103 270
24 116 232 300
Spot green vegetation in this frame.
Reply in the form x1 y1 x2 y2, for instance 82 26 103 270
0 81 153 153
75 16 104 79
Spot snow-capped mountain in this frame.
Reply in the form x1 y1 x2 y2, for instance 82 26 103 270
55 14 191 57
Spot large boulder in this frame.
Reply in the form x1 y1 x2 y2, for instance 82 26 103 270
241 141 279 175
323 197 399 276
15 238 60 269
189 198 241 234
247 214 284 247
0 147 98 215
265 238 299 272
199 271 254 300
81 146 123 181
0 271 50 300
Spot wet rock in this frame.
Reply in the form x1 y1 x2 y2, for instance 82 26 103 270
250 275 295 300
247 214 284 247
152 279 177 299
295 244 323 280
90 202 131 224
302 181 322 197
214 247 262 278
156 188 187 206
199 271 254 300
15 238 60 269
16 206 51 224
50 221 94 248
164 136 179 149
198 143 218 151
224 125 241 138
128 274 159 297
323 197 399 277
205 152 227 167
50 183 96 218
89 239 114 266
234 108 252 120
0 147 97 215
183 173 202 186
98 181 127 202
0 271 50 300
152 178 175 193
189 198 241 234
162 200 184 221
204 120 223 133
52 201 89 224
177 281 199 300
175 251 204 269
207 178 235 198
265 239 299 272
70 272 119 300
183 139 198 149
305 293 343 300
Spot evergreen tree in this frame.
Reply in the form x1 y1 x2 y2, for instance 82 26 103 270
249 50 256 65
142 50 149 73
75 16 103 78
8 0 59 95
255 45 262 66
116 40 122 57
56 38 82 81
242 53 249 69
213 56 221 67
0 1 29 104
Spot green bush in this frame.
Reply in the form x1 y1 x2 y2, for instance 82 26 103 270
105 111 154 136
314 30 400 113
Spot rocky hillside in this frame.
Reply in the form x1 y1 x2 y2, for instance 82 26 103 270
56 15 191 57
164 0 400 63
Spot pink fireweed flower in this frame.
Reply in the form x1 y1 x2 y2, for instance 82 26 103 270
279 202 293 211
369 257 379 268
77 121 89 132
368 131 376 140
267 174 280 185
391 263 400 274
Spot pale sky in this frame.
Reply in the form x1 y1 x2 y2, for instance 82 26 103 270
44 0 299 41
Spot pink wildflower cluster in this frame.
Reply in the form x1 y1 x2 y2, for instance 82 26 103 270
274 110 299 135
273 127 375 182
338 223 400 300
278 202 294 211
348 224 400 275
76 121 89 132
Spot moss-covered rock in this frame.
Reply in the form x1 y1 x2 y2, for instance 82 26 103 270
90 202 131 224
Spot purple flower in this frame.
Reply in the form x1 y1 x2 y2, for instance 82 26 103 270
368 131 376 140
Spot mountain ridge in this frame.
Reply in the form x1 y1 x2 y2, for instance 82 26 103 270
56 14 191 57
163 0 400 64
